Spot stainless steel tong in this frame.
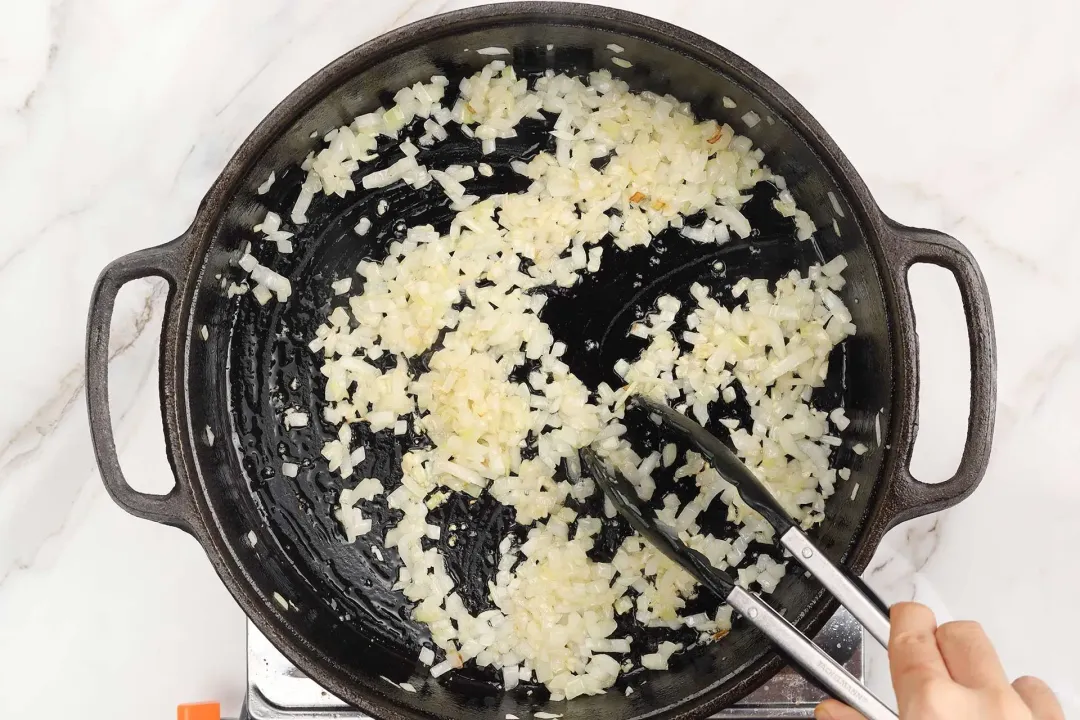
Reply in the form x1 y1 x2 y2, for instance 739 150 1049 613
579 395 897 720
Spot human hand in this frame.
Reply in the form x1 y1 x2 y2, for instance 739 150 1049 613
815 602 1063 720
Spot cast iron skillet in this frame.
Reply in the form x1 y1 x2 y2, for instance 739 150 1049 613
85 4 996 719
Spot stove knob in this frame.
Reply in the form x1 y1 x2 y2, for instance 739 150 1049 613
177 701 220 720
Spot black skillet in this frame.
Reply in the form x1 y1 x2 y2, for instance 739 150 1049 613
85 4 996 720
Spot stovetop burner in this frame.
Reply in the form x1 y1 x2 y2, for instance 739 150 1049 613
238 610 862 720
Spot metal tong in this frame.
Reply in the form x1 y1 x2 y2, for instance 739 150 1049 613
579 395 897 720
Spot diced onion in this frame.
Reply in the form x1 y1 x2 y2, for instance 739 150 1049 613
257 171 275 194
267 60 853 702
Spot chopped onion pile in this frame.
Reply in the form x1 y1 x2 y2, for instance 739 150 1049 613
243 60 860 700
607 255 854 532
237 251 291 304
253 211 295 254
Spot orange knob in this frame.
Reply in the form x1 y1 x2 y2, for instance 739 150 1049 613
177 702 221 720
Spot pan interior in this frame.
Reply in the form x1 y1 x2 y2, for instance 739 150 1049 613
186 15 892 720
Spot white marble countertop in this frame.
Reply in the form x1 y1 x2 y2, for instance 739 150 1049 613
1 0 1077 717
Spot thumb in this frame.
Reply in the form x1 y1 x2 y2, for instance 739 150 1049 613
815 699 868 720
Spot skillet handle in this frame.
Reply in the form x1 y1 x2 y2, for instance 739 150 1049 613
85 235 193 532
880 221 997 524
